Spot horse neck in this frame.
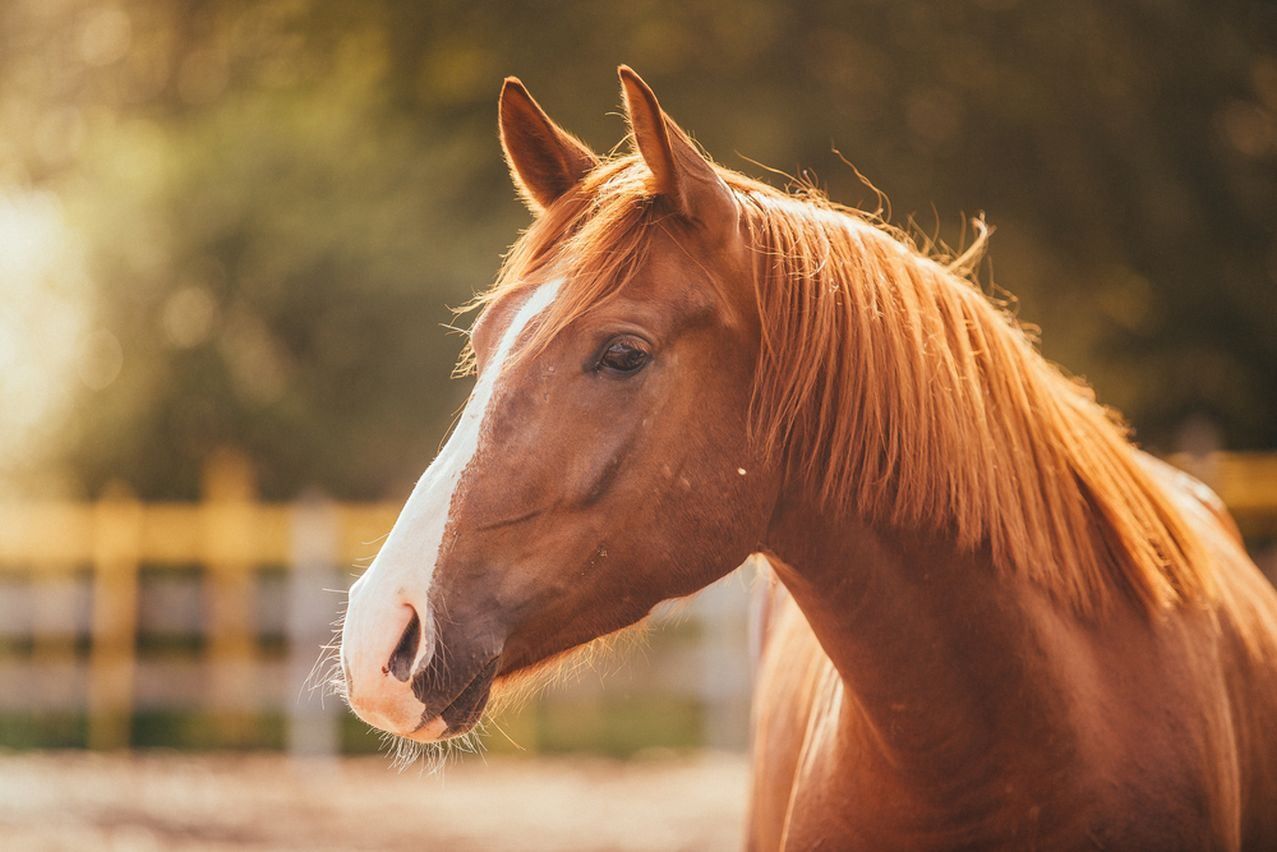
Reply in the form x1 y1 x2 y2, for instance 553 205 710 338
762 492 1091 787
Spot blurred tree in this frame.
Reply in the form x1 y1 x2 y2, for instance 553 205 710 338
0 0 1273 499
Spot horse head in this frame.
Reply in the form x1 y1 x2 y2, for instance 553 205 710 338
339 68 778 742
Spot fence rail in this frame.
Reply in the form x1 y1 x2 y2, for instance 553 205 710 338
0 451 406 751
1 450 1274 753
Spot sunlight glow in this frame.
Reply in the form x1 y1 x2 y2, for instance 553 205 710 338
0 189 94 477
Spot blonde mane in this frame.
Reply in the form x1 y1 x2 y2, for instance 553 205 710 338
465 155 1214 616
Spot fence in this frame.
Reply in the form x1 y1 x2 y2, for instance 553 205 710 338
0 449 756 754
0 450 1274 754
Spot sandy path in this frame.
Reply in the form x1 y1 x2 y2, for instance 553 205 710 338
0 751 748 850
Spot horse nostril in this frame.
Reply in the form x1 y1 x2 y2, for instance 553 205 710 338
386 607 421 682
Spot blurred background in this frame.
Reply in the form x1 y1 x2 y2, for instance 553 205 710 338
1 0 1275 848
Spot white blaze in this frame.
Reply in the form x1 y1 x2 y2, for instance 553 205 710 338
342 279 562 686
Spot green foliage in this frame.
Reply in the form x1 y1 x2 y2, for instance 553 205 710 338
1 0 1274 499
0 713 87 749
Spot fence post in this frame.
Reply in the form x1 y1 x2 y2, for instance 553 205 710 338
202 448 258 744
87 482 141 750
287 490 342 760
697 559 756 751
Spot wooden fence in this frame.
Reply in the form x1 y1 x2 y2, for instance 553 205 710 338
0 450 405 752
0 449 1274 753
0 449 756 753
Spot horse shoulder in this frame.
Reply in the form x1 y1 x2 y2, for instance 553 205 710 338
1137 452 1277 847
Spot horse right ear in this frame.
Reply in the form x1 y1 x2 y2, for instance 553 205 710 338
499 77 598 213
618 65 735 230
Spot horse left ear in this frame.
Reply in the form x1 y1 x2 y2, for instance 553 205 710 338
618 66 735 227
500 76 599 213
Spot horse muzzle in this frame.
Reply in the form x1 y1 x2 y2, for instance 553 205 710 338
340 572 503 741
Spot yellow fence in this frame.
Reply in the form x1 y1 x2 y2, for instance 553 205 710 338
0 450 402 751
0 450 1274 752
1171 453 1277 538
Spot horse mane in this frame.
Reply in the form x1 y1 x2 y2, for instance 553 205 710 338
464 154 1215 617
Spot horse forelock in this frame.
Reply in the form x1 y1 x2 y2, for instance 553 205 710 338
461 152 1218 618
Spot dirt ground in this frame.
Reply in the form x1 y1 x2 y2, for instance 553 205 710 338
0 750 748 851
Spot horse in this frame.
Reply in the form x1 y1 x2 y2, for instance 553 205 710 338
337 66 1277 849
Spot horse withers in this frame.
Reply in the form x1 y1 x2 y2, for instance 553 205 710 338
337 67 1277 849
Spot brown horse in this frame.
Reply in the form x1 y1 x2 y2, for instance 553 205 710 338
338 67 1277 849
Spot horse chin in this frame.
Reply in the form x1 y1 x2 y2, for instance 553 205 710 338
404 715 453 743
407 657 499 742
406 627 645 743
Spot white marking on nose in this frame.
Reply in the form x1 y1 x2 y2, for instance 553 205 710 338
340 279 562 724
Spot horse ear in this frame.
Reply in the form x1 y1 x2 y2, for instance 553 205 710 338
618 65 734 226
499 77 599 213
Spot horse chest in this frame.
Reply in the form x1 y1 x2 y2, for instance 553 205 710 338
767 738 1216 852
746 589 1246 850
768 730 1069 852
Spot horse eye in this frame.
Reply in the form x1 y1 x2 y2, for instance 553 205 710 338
597 337 650 375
